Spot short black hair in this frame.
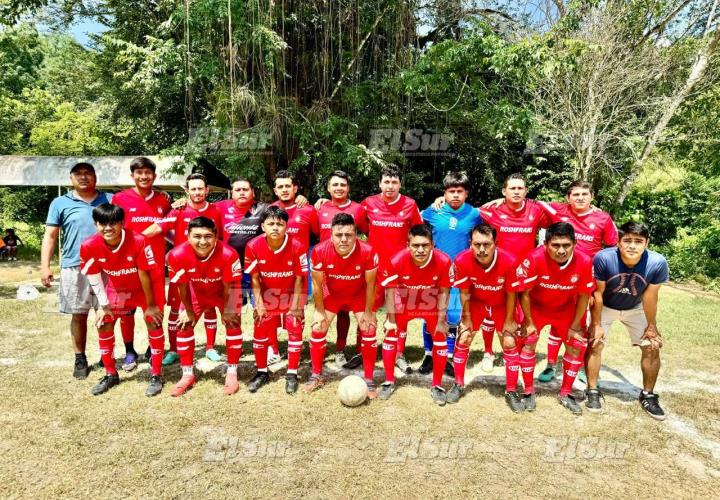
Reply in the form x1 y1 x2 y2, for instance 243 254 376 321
619 221 649 241
92 203 125 225
443 171 470 191
260 205 289 224
188 216 217 234
381 164 401 181
185 173 207 187
566 180 593 196
274 170 297 186
331 212 355 228
471 223 496 241
545 222 576 243
129 156 157 173
408 223 433 242
503 173 526 188
328 170 350 185
232 177 254 190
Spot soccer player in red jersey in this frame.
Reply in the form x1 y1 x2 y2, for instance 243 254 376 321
272 170 319 255
451 224 522 410
378 224 452 405
513 222 595 415
145 173 224 365
538 181 617 257
111 157 172 370
305 213 379 395
245 206 308 394
536 181 617 383
79 204 166 396
361 165 423 268
314 170 369 368
167 217 243 396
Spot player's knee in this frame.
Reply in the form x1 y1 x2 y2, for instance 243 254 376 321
501 334 516 350
588 340 604 355
521 343 536 354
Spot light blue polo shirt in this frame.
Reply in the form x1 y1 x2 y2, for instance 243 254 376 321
46 191 113 268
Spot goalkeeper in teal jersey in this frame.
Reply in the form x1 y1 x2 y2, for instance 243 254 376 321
393 171 481 376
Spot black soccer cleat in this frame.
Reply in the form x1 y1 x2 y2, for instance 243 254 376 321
285 373 299 395
91 373 120 395
73 354 90 380
145 375 164 397
247 371 270 393
505 391 525 413
585 389 604 413
558 394 582 415
418 355 433 375
446 383 465 404
639 391 666 421
342 353 363 370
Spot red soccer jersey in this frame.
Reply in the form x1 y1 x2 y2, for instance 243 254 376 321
112 188 172 263
453 248 517 308
479 200 550 262
380 248 452 314
244 234 309 310
80 230 156 309
539 201 618 257
361 194 423 266
158 202 223 246
512 245 594 312
167 241 242 305
271 201 320 254
311 239 378 299
317 200 369 240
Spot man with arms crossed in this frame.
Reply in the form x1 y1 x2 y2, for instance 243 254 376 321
587 221 669 420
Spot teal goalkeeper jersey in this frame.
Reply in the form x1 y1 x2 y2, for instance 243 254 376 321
421 202 482 260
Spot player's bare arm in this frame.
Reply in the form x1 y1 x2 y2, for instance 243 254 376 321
384 287 397 329
289 275 304 320
569 292 590 342
251 272 267 321
40 225 60 287
502 292 518 334
641 284 663 350
436 286 450 335
221 282 241 328
311 269 328 331
141 222 163 239
590 280 607 344
176 282 196 330
360 268 378 330
139 269 163 327
519 290 536 338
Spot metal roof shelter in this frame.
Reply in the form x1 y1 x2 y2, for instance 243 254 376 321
0 156 231 192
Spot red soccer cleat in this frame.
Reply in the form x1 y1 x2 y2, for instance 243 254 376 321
170 374 196 397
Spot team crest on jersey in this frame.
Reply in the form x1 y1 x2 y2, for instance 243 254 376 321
327 264 334 269
157 207 163 214
589 223 596 229
570 275 579 283
127 256 133 262
144 246 156 265
228 207 234 213
373 209 379 213
295 217 301 222
498 277 505 284
231 260 242 274
433 276 438 281
214 267 220 273
287 260 293 266
99 258 106 263
449 217 458 230
355 265 361 270
529 215 534 221
516 267 528 278
402 275 410 280
500 214 508 219
400 211 404 216
260 259 266 264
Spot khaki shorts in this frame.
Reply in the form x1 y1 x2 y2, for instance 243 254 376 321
600 305 648 346
58 266 98 314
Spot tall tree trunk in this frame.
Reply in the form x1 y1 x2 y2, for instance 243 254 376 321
615 20 720 208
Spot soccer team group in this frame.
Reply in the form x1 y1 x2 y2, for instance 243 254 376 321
40 158 670 419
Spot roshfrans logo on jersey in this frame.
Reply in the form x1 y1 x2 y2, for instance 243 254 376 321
473 283 503 291
106 267 138 277
500 226 533 233
328 273 362 280
372 220 404 228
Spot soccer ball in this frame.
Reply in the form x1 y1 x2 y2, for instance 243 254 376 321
337 375 368 407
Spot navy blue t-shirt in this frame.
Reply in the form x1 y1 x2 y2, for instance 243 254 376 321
593 248 669 310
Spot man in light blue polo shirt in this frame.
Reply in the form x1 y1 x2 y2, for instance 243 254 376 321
588 221 669 420
406 171 481 376
41 162 113 379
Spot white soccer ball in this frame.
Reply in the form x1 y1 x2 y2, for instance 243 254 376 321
337 375 368 407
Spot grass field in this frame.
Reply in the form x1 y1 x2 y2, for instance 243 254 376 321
1 261 720 498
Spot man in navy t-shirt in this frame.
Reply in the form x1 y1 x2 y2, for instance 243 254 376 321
588 221 669 420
